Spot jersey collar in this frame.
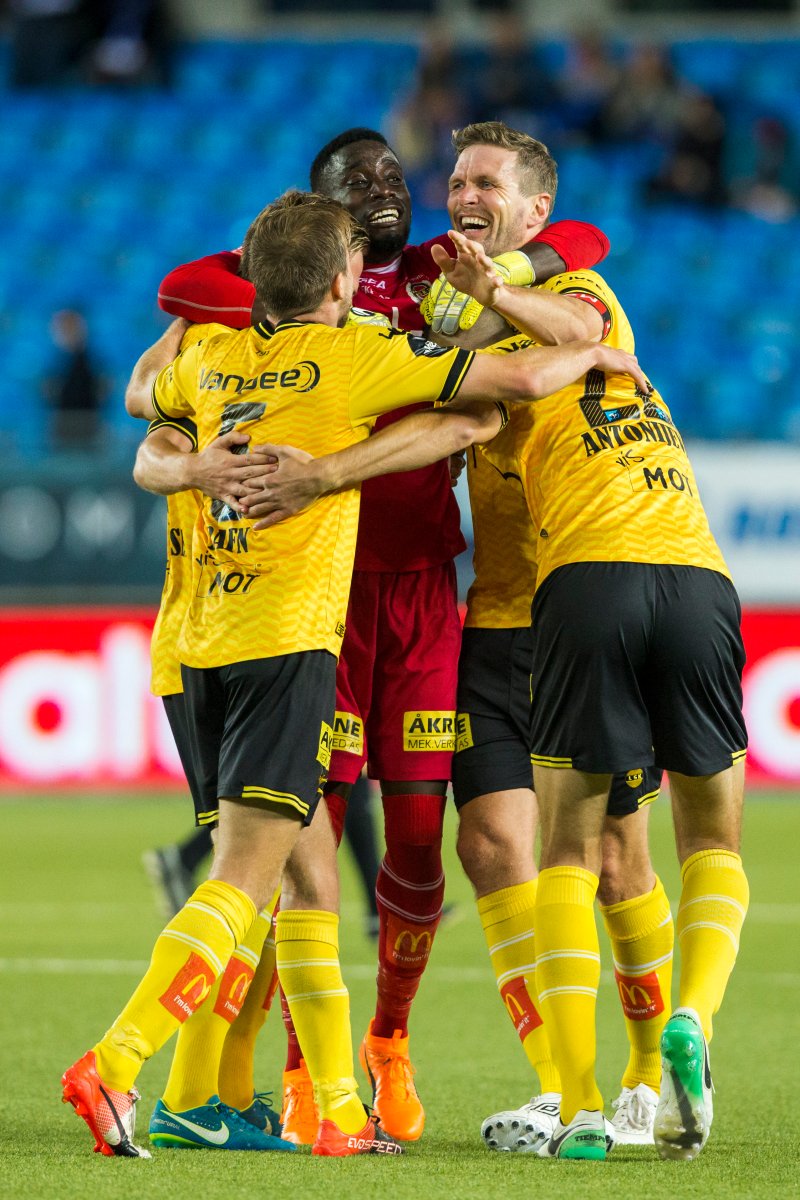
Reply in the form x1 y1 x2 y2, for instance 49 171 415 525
254 319 315 339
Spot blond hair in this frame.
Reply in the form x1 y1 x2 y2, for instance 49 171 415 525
241 190 368 318
452 121 558 210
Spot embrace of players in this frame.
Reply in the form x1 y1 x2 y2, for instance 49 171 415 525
61 120 748 1166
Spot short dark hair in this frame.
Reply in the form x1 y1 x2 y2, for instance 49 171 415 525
241 190 368 319
310 127 391 191
452 121 558 211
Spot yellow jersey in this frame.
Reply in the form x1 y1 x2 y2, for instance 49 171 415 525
483 271 729 590
152 319 474 668
148 412 202 696
464 338 537 628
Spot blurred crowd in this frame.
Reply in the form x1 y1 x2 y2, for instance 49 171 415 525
7 0 170 86
391 16 798 221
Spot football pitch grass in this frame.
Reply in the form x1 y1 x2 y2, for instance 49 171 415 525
2 791 798 1199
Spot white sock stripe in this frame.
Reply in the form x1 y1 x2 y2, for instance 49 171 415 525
232 945 261 970
657 914 673 929
283 988 349 1003
374 891 443 924
535 950 601 967
160 929 224 975
496 964 537 988
487 930 535 955
679 919 740 950
680 894 747 919
539 985 598 1001
380 859 444 893
264 937 276 949
612 951 673 975
184 901 237 937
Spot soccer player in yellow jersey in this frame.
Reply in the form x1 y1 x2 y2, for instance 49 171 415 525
61 189 643 1160
245 215 748 1164
132 403 291 1151
243 124 674 1150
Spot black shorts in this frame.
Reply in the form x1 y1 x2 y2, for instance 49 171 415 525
452 627 664 815
180 651 337 829
529 563 747 777
452 627 534 809
162 692 212 826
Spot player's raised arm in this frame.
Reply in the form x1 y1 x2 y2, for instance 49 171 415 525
125 318 191 419
432 231 604 346
240 400 505 529
461 338 649 404
241 331 648 528
158 250 254 327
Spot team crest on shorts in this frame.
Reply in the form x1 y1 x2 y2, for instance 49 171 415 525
625 768 644 789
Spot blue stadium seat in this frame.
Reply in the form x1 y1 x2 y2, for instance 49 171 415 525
0 33 797 450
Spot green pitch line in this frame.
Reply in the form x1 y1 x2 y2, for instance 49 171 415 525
1 792 798 1199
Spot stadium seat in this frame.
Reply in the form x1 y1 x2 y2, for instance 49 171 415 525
0 33 797 450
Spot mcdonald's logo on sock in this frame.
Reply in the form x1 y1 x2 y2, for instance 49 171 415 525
159 952 216 1022
390 927 432 967
500 975 544 1040
614 970 664 1021
213 956 256 1023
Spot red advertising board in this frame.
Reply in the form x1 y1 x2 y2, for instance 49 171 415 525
0 607 798 789
0 609 181 788
740 610 800 783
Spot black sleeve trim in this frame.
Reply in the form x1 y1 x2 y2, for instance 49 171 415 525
437 348 476 404
150 381 174 425
147 415 198 449
494 401 509 429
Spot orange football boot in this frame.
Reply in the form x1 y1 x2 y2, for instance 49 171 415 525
359 1021 425 1141
312 1111 403 1157
280 1059 318 1145
61 1050 151 1158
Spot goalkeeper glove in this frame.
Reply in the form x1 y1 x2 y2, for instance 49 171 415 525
421 249 536 336
346 307 392 328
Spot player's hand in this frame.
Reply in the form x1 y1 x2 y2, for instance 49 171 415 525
346 307 392 328
422 233 535 335
592 346 653 396
238 444 322 529
187 432 278 510
449 450 466 485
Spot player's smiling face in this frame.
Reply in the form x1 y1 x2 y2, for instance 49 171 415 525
448 145 549 257
323 141 412 263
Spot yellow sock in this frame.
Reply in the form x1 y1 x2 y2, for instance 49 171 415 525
535 866 603 1124
677 849 749 1041
218 917 279 1110
161 906 273 1112
94 880 256 1092
601 877 673 1091
477 880 561 1095
275 909 364 1135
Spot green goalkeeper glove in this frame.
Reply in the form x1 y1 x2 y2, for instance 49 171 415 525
421 250 536 336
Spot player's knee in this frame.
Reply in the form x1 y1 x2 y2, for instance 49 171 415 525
281 866 339 912
598 819 654 904
456 821 513 891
